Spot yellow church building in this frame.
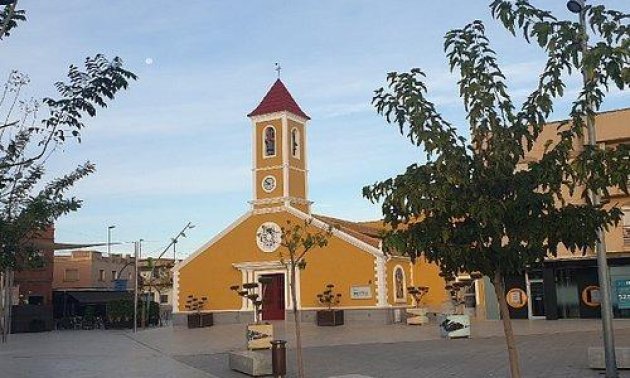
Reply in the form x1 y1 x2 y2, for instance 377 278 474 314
172 79 448 325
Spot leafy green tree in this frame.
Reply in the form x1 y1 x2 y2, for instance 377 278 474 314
363 1 628 377
277 220 331 378
0 3 136 342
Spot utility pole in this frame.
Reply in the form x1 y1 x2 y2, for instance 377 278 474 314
133 241 138 333
567 1 617 376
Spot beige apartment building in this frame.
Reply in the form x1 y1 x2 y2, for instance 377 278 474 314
53 250 134 290
476 107 630 321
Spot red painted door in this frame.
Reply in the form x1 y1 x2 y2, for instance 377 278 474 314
261 274 285 320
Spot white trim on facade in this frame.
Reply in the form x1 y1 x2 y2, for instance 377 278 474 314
376 256 387 307
251 120 257 203
250 196 313 206
282 115 289 202
249 111 308 125
172 269 180 313
174 211 253 271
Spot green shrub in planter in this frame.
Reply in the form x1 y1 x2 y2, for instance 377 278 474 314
316 284 344 326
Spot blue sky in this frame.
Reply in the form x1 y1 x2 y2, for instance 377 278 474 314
1 1 628 259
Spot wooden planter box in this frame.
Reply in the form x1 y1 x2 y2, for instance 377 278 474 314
246 323 274 350
316 309 344 326
187 313 214 329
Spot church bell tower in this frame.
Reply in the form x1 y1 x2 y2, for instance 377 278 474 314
248 79 311 213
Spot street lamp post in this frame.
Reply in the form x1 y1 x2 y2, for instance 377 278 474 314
107 225 116 257
567 1 618 376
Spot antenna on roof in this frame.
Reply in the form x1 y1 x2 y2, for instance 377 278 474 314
275 62 282 79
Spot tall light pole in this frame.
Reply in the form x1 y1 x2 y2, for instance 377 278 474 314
133 241 138 333
567 1 617 376
107 225 116 257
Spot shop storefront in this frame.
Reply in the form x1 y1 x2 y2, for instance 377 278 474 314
502 256 630 320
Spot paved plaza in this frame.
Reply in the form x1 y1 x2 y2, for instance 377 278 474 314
1 320 629 377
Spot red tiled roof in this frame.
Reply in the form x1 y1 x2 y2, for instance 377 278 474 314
313 214 383 248
248 79 310 120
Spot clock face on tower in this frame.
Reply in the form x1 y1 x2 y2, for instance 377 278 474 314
262 175 277 193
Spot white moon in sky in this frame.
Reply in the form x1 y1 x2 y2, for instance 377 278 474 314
145 58 154 65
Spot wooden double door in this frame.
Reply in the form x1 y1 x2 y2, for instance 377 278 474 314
261 273 285 321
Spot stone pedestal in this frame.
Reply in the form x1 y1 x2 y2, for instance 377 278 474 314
588 347 630 369
229 350 272 376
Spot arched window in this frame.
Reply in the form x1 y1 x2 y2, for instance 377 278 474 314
393 266 406 303
291 128 300 159
263 126 276 157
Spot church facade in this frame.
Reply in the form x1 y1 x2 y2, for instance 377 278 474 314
172 79 448 324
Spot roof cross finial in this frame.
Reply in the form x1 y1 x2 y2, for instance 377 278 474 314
275 62 282 79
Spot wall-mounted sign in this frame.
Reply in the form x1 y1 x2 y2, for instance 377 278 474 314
350 285 372 299
581 285 601 307
256 222 281 253
506 288 527 309
615 279 630 310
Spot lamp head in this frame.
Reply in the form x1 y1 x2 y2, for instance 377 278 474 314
567 0 584 14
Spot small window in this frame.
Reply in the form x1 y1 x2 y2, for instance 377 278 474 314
98 270 105 282
64 269 79 282
291 128 300 159
263 126 276 157
393 266 406 303
111 271 118 281
160 294 169 304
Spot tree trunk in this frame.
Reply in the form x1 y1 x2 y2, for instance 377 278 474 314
290 264 305 378
493 271 521 378
0 270 6 343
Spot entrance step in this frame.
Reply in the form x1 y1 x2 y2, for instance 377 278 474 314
588 347 630 369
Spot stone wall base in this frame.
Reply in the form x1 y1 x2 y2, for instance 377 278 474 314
174 308 404 326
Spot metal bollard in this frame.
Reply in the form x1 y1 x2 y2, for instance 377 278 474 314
271 339 287 377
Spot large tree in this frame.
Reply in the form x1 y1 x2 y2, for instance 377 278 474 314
0 2 136 341
363 1 628 377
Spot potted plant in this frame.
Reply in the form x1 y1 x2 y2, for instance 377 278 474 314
230 277 274 350
185 295 212 328
406 286 429 325
315 284 344 326
438 272 481 338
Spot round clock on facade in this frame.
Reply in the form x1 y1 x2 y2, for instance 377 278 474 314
256 222 281 252
262 175 276 193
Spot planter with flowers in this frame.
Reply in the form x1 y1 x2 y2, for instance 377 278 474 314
316 284 344 326
406 286 429 325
